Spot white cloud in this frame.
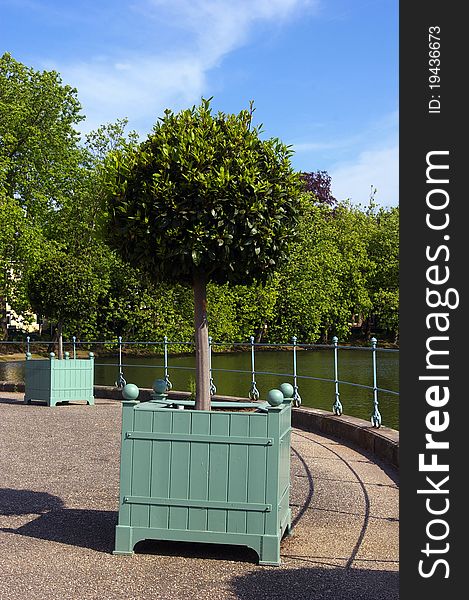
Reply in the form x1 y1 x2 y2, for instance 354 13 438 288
53 0 315 134
62 55 207 133
141 0 316 62
330 144 399 208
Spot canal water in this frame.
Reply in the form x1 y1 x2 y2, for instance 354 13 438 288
0 347 399 429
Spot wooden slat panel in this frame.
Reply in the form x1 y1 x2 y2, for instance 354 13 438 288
227 413 249 534
126 432 271 445
125 496 270 511
117 402 137 527
149 410 172 530
168 411 192 530
207 413 230 532
188 412 210 531
130 409 153 528
246 414 268 535
264 408 280 535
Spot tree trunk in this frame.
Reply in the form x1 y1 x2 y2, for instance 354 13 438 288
0 296 8 340
57 320 64 360
193 271 211 411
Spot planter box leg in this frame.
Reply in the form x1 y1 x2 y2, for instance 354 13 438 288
282 508 292 537
258 535 281 566
113 526 134 555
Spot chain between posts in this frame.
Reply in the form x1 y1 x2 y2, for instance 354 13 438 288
163 336 173 391
14 334 390 426
292 336 301 407
332 336 343 416
248 335 260 400
115 336 126 389
208 336 216 396
370 337 382 428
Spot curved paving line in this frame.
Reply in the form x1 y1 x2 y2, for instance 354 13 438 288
290 445 315 529
291 430 371 569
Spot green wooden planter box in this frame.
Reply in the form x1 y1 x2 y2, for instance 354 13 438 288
24 353 95 407
114 398 292 565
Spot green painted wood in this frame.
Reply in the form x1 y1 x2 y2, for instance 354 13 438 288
264 408 280 537
24 358 94 406
207 412 230 533
188 411 210 531
149 410 172 530
115 402 292 565
227 413 249 534
115 525 266 558
246 414 268 535
278 404 292 536
126 432 272 446
131 409 153 528
168 411 191 530
124 496 271 512
116 401 138 532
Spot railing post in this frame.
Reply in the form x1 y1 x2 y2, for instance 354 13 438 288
72 335 76 359
332 336 343 416
370 337 382 428
248 335 260 400
292 336 301 407
115 336 126 389
163 336 173 390
208 336 216 396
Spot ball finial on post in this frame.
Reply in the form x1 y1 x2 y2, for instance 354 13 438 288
267 388 284 407
122 383 140 401
152 378 168 402
279 382 294 399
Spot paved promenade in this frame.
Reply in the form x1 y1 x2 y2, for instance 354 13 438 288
0 393 398 600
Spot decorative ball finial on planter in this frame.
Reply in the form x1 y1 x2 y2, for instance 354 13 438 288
267 388 284 407
122 383 140 401
151 378 168 403
153 379 168 394
279 382 294 399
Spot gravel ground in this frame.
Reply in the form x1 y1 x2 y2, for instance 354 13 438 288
0 393 399 600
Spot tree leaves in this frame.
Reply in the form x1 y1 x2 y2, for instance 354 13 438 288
103 99 303 287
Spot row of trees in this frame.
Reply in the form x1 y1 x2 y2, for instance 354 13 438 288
1 53 399 355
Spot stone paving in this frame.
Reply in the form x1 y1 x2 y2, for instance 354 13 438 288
0 393 398 600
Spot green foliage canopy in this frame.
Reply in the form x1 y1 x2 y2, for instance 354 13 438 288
366 206 399 337
26 251 108 332
274 199 373 342
104 99 303 286
0 52 83 227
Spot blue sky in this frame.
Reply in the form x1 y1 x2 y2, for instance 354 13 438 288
1 0 398 207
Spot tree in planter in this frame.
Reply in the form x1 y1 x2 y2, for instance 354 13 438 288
104 99 302 409
26 251 107 358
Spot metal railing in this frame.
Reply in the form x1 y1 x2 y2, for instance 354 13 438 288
1 335 398 428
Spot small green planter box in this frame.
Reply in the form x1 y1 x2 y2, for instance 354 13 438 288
114 398 292 565
24 352 95 407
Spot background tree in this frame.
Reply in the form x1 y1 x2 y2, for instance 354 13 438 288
299 170 337 206
104 99 302 408
365 206 399 341
272 199 372 343
26 251 108 358
0 53 85 335
53 119 139 251
0 53 83 228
